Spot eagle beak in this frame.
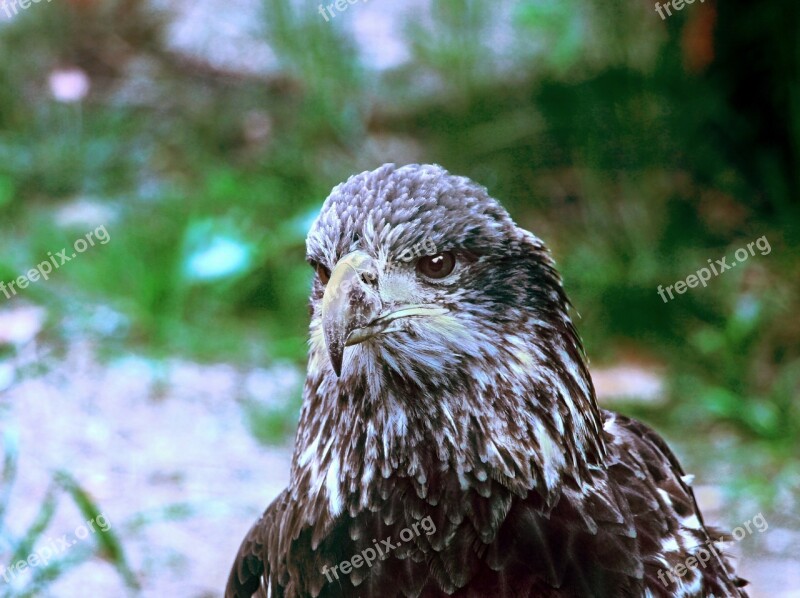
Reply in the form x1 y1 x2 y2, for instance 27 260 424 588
321 251 382 377
321 251 451 377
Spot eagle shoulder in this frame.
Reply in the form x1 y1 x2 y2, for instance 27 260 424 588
603 410 748 596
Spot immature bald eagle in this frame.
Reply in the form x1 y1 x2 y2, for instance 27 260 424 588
226 164 747 598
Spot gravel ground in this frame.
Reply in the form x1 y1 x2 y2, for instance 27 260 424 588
1 308 297 597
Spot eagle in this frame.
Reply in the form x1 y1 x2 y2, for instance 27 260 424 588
226 164 747 598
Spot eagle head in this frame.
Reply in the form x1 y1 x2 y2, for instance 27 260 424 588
307 164 564 384
296 163 605 516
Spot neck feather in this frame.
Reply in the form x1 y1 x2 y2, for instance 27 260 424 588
289 317 606 523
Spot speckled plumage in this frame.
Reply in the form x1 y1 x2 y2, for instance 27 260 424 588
226 164 747 598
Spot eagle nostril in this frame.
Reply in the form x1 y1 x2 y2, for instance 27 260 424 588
360 270 378 287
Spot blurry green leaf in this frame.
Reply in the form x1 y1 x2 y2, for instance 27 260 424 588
514 0 586 72
690 327 725 355
244 393 301 445
0 425 19 530
126 502 194 532
9 485 58 567
0 175 13 209
699 387 742 418
55 471 139 589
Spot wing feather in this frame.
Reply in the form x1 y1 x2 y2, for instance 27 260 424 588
604 410 748 597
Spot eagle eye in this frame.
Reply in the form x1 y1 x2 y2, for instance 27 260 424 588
416 252 456 280
312 262 331 285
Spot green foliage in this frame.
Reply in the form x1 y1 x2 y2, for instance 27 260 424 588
245 392 303 446
262 0 367 142
677 296 800 444
54 472 138 588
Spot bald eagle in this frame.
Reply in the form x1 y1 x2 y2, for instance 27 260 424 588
226 164 747 598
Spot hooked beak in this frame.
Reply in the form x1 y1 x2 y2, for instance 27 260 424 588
321 251 449 376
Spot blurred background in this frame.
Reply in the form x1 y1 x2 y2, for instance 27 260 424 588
0 0 798 595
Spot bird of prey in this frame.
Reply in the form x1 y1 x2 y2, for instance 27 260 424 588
226 164 747 598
